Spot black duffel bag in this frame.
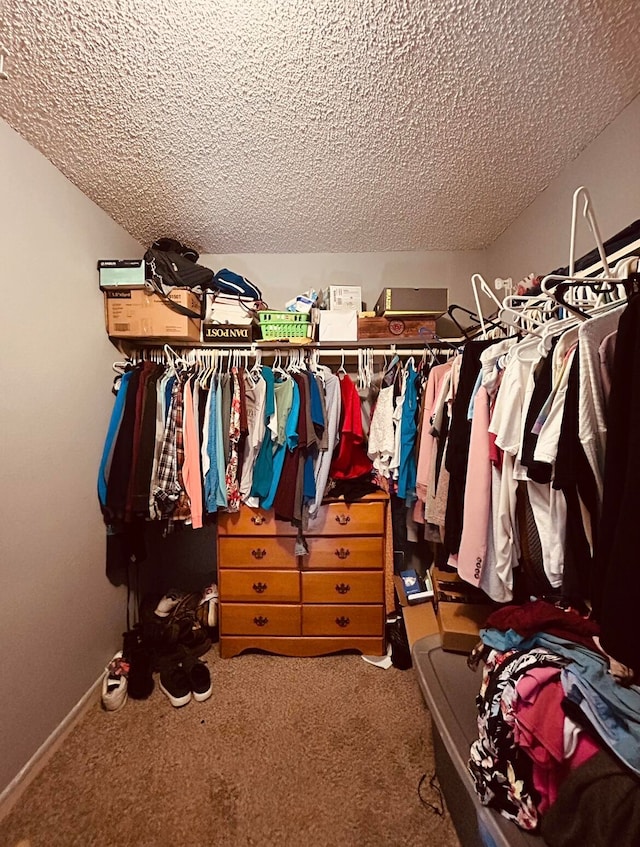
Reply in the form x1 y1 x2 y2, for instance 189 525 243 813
144 237 263 320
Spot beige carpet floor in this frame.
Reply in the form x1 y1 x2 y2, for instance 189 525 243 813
0 649 461 847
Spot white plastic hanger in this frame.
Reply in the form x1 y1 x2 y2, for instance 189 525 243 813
569 186 611 278
471 273 503 338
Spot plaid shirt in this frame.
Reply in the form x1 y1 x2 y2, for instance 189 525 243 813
172 372 192 522
152 375 183 516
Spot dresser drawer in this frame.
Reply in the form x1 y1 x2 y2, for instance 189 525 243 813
303 536 384 569
219 537 298 569
301 571 383 603
217 508 297 536
307 501 385 536
220 603 301 636
220 570 300 602
302 605 384 636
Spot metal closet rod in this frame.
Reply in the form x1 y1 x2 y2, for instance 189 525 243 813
116 339 463 358
128 344 455 359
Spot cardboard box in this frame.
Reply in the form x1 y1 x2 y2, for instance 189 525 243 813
431 566 493 653
104 288 201 341
328 285 362 312
374 287 448 318
436 601 492 654
394 575 439 647
358 316 437 341
318 310 358 342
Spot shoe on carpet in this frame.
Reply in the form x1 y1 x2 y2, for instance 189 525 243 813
182 653 212 702
101 651 129 712
127 643 155 700
159 661 192 708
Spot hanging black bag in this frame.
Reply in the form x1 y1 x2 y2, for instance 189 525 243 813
144 238 264 319
144 242 213 320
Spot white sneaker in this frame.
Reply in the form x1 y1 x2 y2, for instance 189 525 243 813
101 651 129 712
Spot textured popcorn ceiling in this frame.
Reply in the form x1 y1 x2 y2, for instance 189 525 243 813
1 0 639 253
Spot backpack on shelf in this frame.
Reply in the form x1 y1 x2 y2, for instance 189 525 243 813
144 237 264 320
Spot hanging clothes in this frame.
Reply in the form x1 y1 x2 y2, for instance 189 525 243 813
593 291 640 671
444 339 498 557
261 376 299 512
396 360 420 504
98 369 133 511
329 372 373 480
310 367 341 516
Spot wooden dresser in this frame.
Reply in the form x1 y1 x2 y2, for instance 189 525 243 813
217 493 387 658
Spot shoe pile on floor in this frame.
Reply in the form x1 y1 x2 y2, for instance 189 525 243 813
101 584 218 711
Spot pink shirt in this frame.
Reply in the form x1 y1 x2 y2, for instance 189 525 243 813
182 379 204 529
455 386 491 585
414 362 452 522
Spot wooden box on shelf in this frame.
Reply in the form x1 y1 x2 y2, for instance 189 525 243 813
357 316 437 341
217 494 388 658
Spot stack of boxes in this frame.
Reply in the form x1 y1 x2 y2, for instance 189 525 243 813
316 285 449 343
359 287 447 341
100 260 203 343
394 563 494 653
317 285 362 342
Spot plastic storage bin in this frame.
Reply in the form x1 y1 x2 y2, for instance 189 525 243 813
412 635 545 847
257 310 313 340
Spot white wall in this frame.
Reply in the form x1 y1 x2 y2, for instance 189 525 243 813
0 120 142 796
486 94 640 283
200 249 489 328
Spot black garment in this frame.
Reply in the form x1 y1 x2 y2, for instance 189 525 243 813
540 749 640 847
221 373 231 466
235 369 249 483
105 365 142 522
330 475 380 503
553 353 598 603
593 294 640 669
520 348 554 484
444 339 497 556
130 365 162 515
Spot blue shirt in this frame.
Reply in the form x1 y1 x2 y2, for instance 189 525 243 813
97 370 132 507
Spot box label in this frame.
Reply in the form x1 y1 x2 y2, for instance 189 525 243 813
202 324 253 343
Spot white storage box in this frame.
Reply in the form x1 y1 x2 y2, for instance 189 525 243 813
318 310 358 342
328 285 362 312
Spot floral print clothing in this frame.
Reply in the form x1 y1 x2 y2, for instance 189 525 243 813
469 646 568 831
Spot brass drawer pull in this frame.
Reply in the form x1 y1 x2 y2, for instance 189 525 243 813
335 547 350 560
251 514 266 526
251 548 267 559
253 616 269 627
335 583 351 594
252 582 268 594
335 514 351 526
335 616 351 628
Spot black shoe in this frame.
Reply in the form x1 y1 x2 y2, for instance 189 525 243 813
182 654 212 702
126 633 155 700
158 661 191 708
